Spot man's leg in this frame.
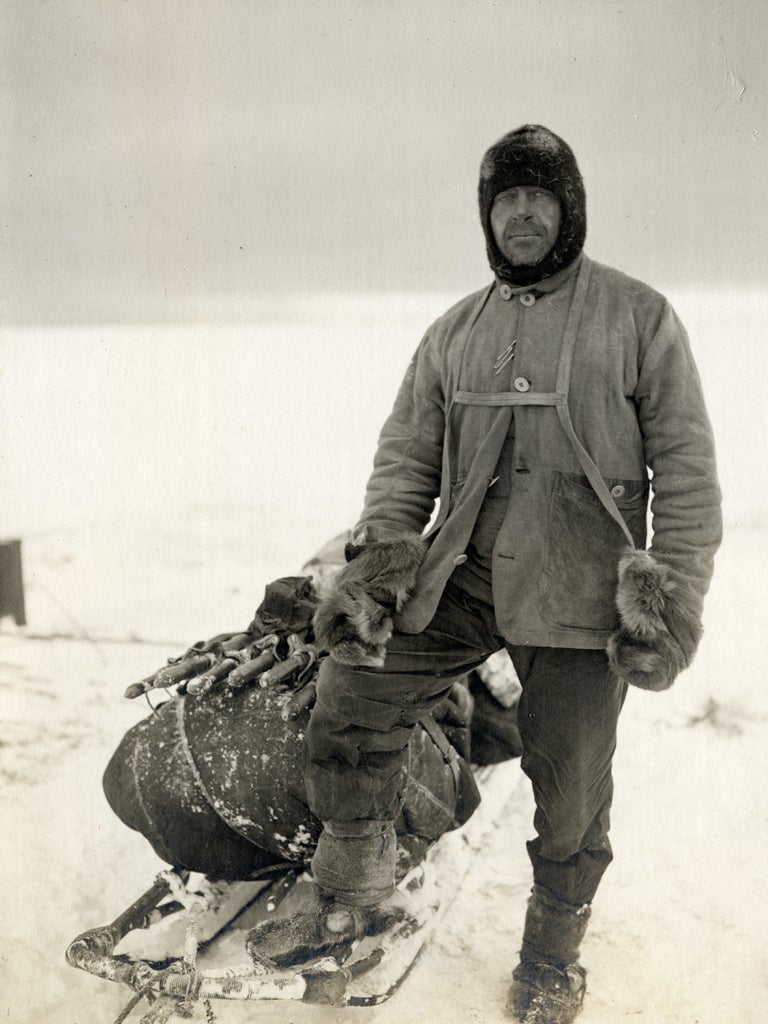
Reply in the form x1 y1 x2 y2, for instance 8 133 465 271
307 581 501 904
245 582 501 966
506 646 627 1022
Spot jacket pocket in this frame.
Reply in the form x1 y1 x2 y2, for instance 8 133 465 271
539 472 649 631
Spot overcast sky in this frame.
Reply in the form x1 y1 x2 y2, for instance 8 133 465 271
2 0 765 323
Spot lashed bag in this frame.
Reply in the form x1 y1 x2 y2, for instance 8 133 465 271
104 577 482 880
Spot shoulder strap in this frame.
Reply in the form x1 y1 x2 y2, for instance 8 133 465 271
555 260 636 549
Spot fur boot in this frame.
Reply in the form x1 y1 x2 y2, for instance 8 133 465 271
311 819 398 906
507 961 587 1023
607 550 703 691
507 887 591 1023
245 887 408 970
246 820 402 971
312 534 427 666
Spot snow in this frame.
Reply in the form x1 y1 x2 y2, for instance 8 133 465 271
1 299 767 1022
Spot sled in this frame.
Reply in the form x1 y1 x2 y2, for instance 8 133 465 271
66 759 521 1020
66 551 523 1021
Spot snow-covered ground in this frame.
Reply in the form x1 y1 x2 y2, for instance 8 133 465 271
1 298 767 1022
1 516 766 1024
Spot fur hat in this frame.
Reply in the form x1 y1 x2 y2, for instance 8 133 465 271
478 124 587 286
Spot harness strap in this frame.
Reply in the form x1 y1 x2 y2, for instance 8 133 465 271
455 390 565 406
553 260 636 549
419 713 463 790
454 259 636 549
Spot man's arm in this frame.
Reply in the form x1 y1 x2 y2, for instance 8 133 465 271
608 301 722 691
313 334 446 665
636 302 722 599
355 334 446 541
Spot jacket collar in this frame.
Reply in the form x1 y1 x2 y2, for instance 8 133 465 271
494 252 584 299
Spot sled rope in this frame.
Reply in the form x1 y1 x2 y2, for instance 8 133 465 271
155 872 228 973
139 993 192 1024
112 965 186 1024
113 987 147 1024
181 896 206 971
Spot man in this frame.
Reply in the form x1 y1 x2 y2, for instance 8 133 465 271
249 125 722 1022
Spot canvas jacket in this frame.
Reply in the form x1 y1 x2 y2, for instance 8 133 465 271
355 254 722 649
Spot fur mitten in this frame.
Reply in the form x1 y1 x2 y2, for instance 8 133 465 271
607 550 703 691
312 535 427 667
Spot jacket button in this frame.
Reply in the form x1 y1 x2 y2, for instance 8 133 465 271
610 484 626 499
453 553 468 566
498 283 513 300
514 376 530 392
520 292 536 306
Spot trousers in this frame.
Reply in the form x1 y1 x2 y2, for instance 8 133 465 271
304 578 627 906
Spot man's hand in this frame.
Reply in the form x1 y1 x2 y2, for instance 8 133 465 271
312 535 427 667
607 550 703 691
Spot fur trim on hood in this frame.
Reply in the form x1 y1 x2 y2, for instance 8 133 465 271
607 550 703 691
478 124 587 287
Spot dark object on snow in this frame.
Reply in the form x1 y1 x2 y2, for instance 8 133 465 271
0 539 25 626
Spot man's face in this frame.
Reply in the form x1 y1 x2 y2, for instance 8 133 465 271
490 186 561 267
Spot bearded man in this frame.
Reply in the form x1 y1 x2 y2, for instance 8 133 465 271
250 125 722 1023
